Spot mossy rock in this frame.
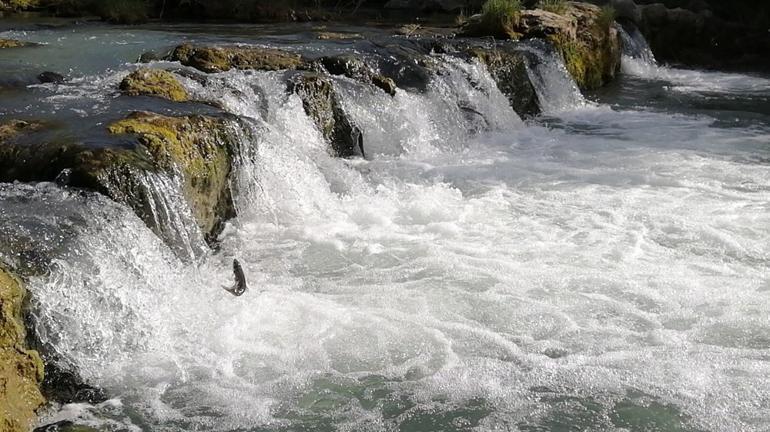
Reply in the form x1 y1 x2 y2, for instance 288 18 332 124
0 266 45 432
119 68 189 102
287 72 364 159
0 38 31 48
521 2 620 90
0 114 237 250
551 2 620 90
108 112 237 242
167 43 304 73
465 46 541 117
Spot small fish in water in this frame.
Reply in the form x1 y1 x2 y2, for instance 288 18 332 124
223 259 248 296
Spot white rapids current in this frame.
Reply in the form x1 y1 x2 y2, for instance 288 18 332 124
0 26 768 432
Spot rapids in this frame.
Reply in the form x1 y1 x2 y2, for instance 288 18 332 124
1 21 769 432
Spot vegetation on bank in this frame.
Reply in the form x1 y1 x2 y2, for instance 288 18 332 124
536 0 567 15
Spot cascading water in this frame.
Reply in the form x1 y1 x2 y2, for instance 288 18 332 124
1 23 769 432
618 25 770 95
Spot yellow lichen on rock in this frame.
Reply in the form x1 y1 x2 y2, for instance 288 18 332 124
108 112 235 240
119 68 189 102
0 266 45 432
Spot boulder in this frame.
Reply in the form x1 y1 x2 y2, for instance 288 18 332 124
288 73 365 159
119 68 189 102
464 46 540 117
315 54 397 96
167 43 304 73
518 2 621 89
0 266 45 432
37 71 65 84
107 112 237 242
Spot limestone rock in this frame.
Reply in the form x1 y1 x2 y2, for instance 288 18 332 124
107 112 237 242
288 73 365 159
0 266 45 432
119 68 189 102
167 43 304 73
465 46 540 117
517 2 621 89
316 54 398 96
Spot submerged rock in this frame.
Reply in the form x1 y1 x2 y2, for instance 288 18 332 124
288 73 365 159
107 112 237 242
0 266 45 432
0 38 34 48
119 68 189 102
0 119 45 142
0 114 238 248
167 43 304 73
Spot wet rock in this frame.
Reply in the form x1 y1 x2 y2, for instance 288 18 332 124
0 119 45 142
37 71 65 84
40 366 106 405
0 38 34 48
34 421 99 432
107 112 237 242
375 43 437 93
316 54 398 96
519 2 621 89
288 73 365 159
137 50 162 63
0 266 45 432
0 114 238 248
119 68 189 102
465 46 540 117
167 43 304 73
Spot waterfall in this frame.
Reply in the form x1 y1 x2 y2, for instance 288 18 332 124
516 40 587 114
618 25 657 66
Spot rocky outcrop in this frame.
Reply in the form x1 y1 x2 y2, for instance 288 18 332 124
464 46 540 117
288 73 365 158
459 2 621 89
119 68 189 102
0 266 45 432
167 44 304 73
0 114 237 247
520 2 620 89
314 54 397 96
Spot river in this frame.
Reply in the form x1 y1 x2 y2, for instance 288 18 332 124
1 20 769 432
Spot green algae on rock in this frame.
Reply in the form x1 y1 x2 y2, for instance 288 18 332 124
107 112 237 242
0 266 45 432
518 2 620 90
0 114 238 249
167 43 304 73
119 68 189 102
0 38 34 48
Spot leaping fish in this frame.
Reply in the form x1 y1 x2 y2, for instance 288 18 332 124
223 259 248 296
